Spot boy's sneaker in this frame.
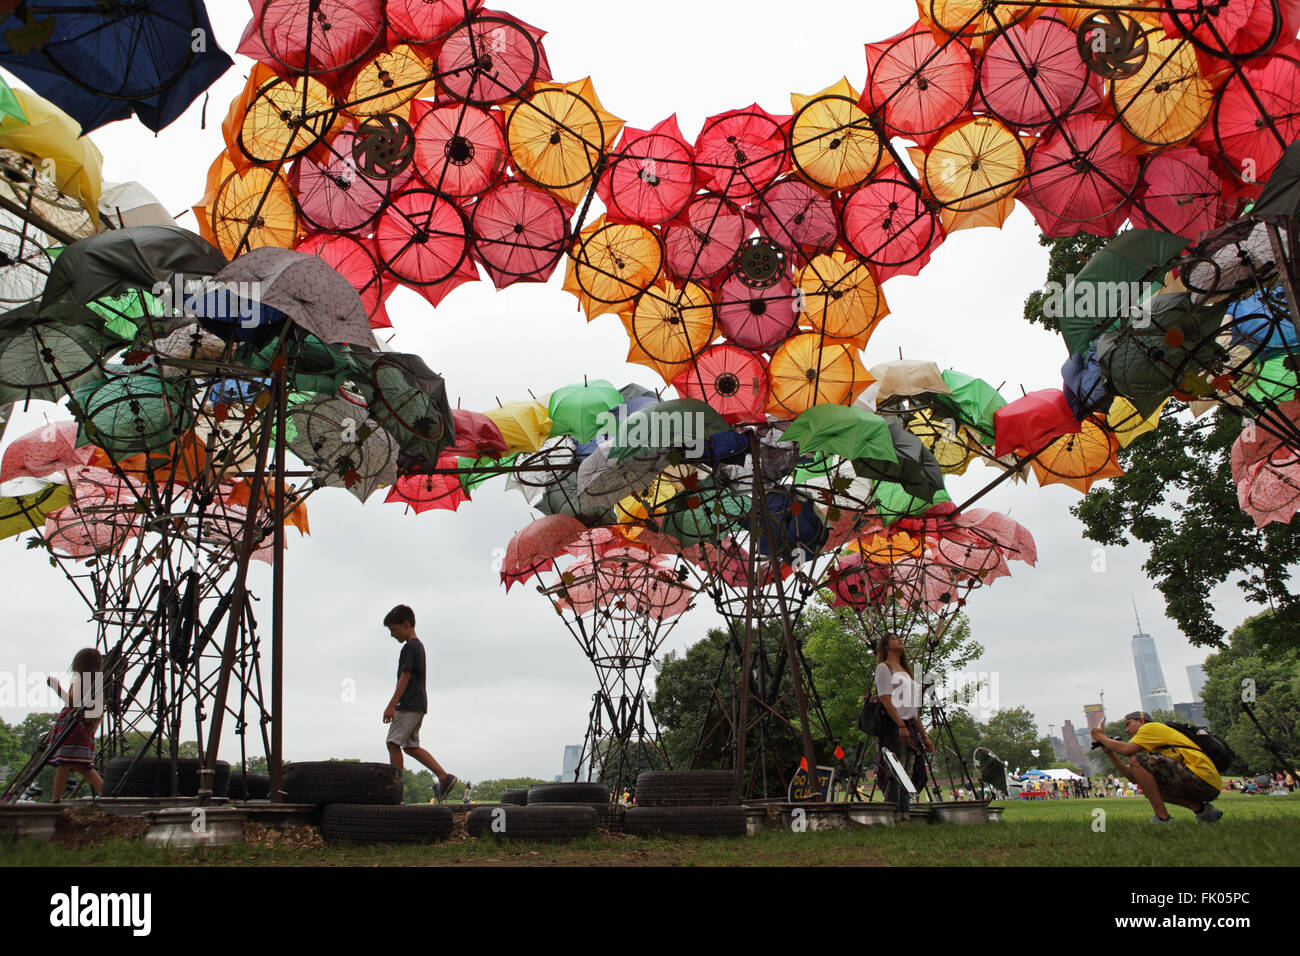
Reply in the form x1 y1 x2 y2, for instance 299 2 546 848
438 773 458 801
1150 813 1174 824
1195 802 1223 823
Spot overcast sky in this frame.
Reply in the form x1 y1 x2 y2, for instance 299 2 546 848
0 1 1263 783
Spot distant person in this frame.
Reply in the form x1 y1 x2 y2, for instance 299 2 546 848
382 605 457 801
461 782 472 805
874 633 932 822
1091 711 1223 824
47 648 105 802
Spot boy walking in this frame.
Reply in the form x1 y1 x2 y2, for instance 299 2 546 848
382 605 457 801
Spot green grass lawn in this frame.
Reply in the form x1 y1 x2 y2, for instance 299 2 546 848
3 791 1298 866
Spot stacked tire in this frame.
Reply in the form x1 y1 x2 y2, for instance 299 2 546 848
281 762 402 807
625 771 747 838
227 770 271 800
102 757 231 798
282 761 451 845
527 782 621 830
468 805 597 841
499 788 529 806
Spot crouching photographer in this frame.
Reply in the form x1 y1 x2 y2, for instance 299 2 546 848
1090 711 1224 824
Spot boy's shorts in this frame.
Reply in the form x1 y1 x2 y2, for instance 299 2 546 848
1133 751 1219 805
386 709 424 748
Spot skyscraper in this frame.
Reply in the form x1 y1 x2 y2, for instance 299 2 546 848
1131 604 1173 715
1187 664 1207 702
1061 719 1087 768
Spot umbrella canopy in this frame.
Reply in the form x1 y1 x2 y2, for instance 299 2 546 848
0 481 71 541
0 421 93 484
870 360 952 401
672 346 769 425
931 370 1006 443
852 421 944 500
576 440 667 507
993 389 1081 458
781 403 896 462
288 396 398 503
548 379 625 444
501 514 588 590
1030 416 1125 493
484 400 553 454
608 398 730 461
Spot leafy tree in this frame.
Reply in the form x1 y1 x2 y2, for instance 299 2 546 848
979 706 1053 775
402 768 438 803
1024 233 1300 648
456 777 551 803
0 718 28 788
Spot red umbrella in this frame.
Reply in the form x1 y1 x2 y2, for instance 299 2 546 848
979 15 1097 130
1020 113 1139 237
754 178 838 253
296 232 391 329
376 188 473 287
693 106 790 201
239 0 383 78
1163 0 1300 64
471 178 570 289
501 513 587 590
841 176 943 280
864 24 974 139
951 508 1038 566
414 104 506 199
0 422 93 484
445 409 508 459
672 344 769 424
717 274 797 351
387 0 485 44
664 194 747 282
385 471 470 515
1131 148 1234 240
598 115 696 227
435 11 551 105
993 389 1082 458
1212 46 1300 187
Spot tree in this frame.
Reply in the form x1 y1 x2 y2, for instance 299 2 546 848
979 706 1053 774
1024 233 1300 648
1201 612 1300 773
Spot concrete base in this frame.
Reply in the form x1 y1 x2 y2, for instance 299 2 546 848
0 804 63 842
143 806 248 847
94 796 228 817
986 805 1005 823
236 802 316 828
930 800 992 825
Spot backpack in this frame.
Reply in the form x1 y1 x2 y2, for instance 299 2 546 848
1160 720 1236 773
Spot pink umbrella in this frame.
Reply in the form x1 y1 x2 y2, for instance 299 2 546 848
1131 148 1234 240
435 11 552 105
1237 450 1300 528
841 176 943 280
1210 45 1300 188
0 422 93 484
979 15 1096 130
387 0 485 44
376 188 473 287
1020 113 1139 237
951 508 1038 566
864 24 974 139
291 128 390 234
693 106 790 201
664 194 747 282
994 389 1082 457
470 178 570 288
717 274 797 351
598 115 696 227
1163 0 1300 64
1231 401 1300 483
239 0 383 77
296 232 391 329
501 513 587 590
672 344 770 424
755 178 838 253
414 105 506 199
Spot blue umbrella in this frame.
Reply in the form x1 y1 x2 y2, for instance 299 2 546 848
1061 345 1112 418
1228 290 1297 360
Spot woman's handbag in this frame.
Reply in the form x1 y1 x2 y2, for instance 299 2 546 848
857 695 893 738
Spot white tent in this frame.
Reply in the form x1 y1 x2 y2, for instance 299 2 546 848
1039 768 1084 781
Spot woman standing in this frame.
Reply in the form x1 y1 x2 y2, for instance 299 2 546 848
874 633 932 822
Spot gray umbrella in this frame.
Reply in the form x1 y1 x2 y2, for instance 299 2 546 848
288 396 397 503
576 439 668 508
205 247 377 348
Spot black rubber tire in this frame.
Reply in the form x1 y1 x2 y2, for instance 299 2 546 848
227 770 271 800
623 805 748 837
281 762 402 806
499 788 529 806
540 802 623 830
321 804 454 844
526 782 611 805
103 757 231 798
634 770 740 807
467 805 597 841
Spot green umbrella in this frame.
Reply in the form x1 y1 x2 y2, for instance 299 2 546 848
0 482 70 541
1251 140 1300 220
852 421 945 500
608 398 730 460
875 482 951 527
780 403 897 463
932 370 1006 444
458 453 516 492
76 372 194 458
1246 356 1299 404
0 75 26 125
659 480 750 546
1060 229 1188 357
547 379 624 444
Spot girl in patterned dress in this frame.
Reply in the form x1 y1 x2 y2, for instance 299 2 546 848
47 648 104 801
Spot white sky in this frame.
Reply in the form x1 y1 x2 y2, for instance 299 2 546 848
0 1 1259 782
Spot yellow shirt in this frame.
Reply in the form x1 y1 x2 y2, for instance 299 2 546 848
1130 722 1222 790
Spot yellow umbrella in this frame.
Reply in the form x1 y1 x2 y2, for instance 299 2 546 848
0 482 71 541
615 474 682 527
345 45 435 117
1112 26 1216 148
564 215 663 320
0 89 103 226
485 400 553 454
195 156 298 260
621 280 716 384
767 334 872 418
919 0 1033 49
909 408 978 476
233 72 339 165
920 116 1026 214
1107 396 1166 447
789 79 888 192
796 250 888 348
506 78 623 207
860 531 926 563
1030 416 1125 493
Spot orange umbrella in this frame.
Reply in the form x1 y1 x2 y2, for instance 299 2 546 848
789 79 888 192
1111 25 1216 148
621 280 716 383
506 78 623 207
564 215 662 320
767 334 872 418
1030 416 1125 492
796 249 888 348
344 45 435 118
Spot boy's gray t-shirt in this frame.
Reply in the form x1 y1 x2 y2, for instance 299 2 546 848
396 638 427 713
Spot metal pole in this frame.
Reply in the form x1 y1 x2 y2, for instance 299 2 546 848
270 365 288 802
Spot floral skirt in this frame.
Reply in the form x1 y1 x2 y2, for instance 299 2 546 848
49 706 95 767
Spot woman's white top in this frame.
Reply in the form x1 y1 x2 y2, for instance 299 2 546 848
875 663 921 721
